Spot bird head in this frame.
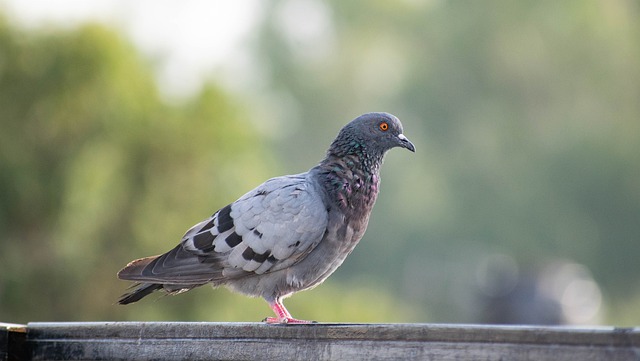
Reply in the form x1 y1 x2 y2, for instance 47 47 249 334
339 112 415 155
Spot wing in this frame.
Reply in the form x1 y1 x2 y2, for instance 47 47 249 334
119 173 329 284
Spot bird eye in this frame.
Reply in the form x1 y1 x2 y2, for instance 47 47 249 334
379 122 389 131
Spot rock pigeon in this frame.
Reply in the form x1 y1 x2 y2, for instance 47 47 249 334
117 112 415 323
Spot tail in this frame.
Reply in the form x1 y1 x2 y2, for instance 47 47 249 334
117 256 161 304
117 248 212 304
118 283 163 305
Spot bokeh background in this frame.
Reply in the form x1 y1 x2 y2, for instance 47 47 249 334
1 0 639 326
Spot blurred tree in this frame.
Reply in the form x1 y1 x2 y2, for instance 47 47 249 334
253 0 640 324
0 16 274 323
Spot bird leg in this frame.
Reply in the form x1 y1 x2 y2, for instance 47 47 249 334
264 299 314 324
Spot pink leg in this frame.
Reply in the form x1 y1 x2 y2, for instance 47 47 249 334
263 299 314 324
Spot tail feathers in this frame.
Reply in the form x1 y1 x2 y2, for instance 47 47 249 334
118 283 163 305
117 244 224 304
118 245 225 283
118 282 201 304
117 256 158 281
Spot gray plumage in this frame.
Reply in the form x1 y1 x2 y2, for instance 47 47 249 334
118 112 415 323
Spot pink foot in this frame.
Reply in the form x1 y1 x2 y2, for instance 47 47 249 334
264 299 316 324
263 316 315 324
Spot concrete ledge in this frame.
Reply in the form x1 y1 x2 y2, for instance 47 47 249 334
5 322 640 360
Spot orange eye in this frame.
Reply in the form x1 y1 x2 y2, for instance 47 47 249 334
379 122 389 131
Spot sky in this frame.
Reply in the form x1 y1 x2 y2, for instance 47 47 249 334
1 0 262 98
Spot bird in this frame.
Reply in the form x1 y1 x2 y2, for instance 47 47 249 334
117 112 415 323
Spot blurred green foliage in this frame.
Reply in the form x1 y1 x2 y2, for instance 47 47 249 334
0 18 273 322
1 0 640 325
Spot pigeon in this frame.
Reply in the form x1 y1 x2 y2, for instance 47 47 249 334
117 112 415 323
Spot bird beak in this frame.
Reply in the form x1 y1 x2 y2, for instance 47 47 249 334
397 134 416 152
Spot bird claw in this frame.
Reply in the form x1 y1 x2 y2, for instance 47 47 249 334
263 316 316 324
264 299 317 324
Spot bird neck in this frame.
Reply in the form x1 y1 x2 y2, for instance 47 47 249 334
325 136 385 173
315 151 382 211
319 152 382 178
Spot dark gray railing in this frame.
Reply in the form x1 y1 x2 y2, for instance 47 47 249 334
2 322 639 360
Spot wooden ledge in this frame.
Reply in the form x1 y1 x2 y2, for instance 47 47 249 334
3 322 640 360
